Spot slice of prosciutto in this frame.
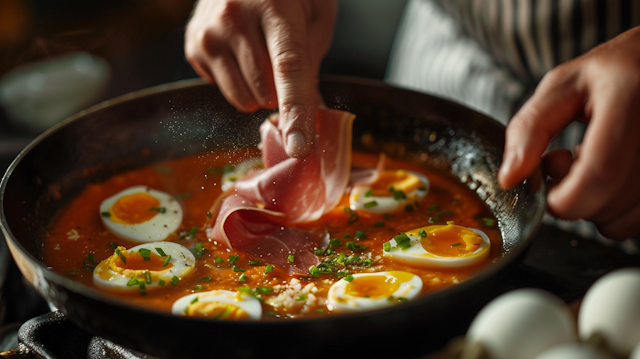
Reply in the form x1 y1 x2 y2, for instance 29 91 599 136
207 109 355 275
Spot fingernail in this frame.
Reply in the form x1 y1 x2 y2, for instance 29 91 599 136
286 131 307 157
498 151 516 187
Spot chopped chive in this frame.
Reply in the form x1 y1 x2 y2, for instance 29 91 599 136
343 234 351 239
83 252 98 270
264 264 274 274
418 186 427 191
393 190 407 201
374 221 385 227
365 189 373 197
145 270 151 284
348 212 359 225
200 276 212 282
191 242 206 260
315 249 325 256
330 238 342 247
127 278 139 286
361 259 372 266
383 213 392 219
109 242 118 249
170 276 179 286
337 252 346 264
405 204 414 212
188 226 198 239
346 241 369 251
383 242 391 252
397 297 408 303
214 256 224 264
343 206 353 214
115 248 126 264
138 248 151 261
354 231 367 239
419 229 427 237
155 247 167 257
228 255 239 265
337 271 349 278
191 296 199 304
101 211 111 217
149 207 166 213
162 255 171 267
393 233 412 250
64 270 78 277
316 309 326 313
297 294 308 301
345 274 354 282
158 280 166 286
326 248 334 255
309 266 320 276
388 186 395 193
451 243 462 247
364 200 378 208
249 260 261 266
288 254 295 263
387 296 395 302
194 284 203 290
233 266 246 272
483 218 495 226
429 216 440 223
138 281 147 296
238 274 247 282
206 211 212 219
256 287 273 294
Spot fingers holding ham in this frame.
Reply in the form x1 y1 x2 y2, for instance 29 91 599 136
207 109 356 275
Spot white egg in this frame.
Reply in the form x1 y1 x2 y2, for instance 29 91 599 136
327 271 422 313
466 289 576 359
171 290 262 321
383 222 490 269
100 185 182 243
93 241 196 292
349 170 429 214
221 158 262 191
579 268 640 356
532 343 612 359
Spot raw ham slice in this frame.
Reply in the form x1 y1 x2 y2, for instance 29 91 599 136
207 109 355 275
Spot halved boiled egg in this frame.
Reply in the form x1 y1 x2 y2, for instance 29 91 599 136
171 289 262 320
327 271 422 313
349 170 429 214
100 186 182 243
93 241 195 292
384 222 490 268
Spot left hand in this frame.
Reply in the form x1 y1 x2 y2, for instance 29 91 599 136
498 26 640 240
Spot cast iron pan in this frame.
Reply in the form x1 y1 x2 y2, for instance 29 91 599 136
0 77 544 358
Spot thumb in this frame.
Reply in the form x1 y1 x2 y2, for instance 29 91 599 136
498 67 585 188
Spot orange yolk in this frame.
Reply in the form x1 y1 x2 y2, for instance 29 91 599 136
110 193 160 224
420 225 481 256
370 170 421 196
115 251 173 271
345 275 400 299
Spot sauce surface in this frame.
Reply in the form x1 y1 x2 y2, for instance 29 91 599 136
43 151 502 319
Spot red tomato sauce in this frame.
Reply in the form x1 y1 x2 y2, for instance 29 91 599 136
42 150 502 319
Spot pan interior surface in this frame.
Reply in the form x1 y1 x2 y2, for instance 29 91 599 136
0 78 544 358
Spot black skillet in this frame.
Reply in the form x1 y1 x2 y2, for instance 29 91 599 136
0 77 545 358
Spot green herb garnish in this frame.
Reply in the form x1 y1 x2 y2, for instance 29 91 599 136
265 265 274 274
393 190 407 201
483 218 495 226
419 229 427 237
297 294 308 301
233 266 246 272
228 255 239 265
345 274 354 282
393 233 412 250
288 254 294 263
315 249 325 256
405 204 414 212
127 278 139 286
194 284 203 290
330 238 342 247
191 296 199 304
145 270 152 284
200 276 212 282
237 274 246 282
115 248 126 264
383 242 391 252
191 242 206 260
155 247 167 257
64 270 78 277
170 276 179 286
249 260 261 266
346 241 369 251
162 255 171 268
138 248 151 261
364 200 378 208
215 256 224 264
451 243 462 247
428 204 439 212
101 212 111 217
83 252 98 270
206 211 212 219
158 280 166 286
149 207 166 213
138 281 147 296
255 287 273 294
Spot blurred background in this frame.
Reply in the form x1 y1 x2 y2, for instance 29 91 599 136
0 0 407 327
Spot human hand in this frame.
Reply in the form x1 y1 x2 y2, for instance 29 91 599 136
185 0 337 158
498 26 640 239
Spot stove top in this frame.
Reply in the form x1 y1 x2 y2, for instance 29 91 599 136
0 225 638 359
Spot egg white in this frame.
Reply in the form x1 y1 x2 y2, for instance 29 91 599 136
99 186 183 243
384 225 491 269
93 241 196 291
327 271 422 313
171 290 262 320
349 170 429 214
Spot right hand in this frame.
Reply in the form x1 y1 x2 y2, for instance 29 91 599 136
185 0 338 158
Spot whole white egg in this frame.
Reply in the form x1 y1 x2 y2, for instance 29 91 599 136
533 343 612 359
349 170 429 214
99 186 183 243
466 289 576 359
172 290 262 320
579 267 640 356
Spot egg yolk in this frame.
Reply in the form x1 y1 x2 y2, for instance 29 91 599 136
345 275 400 299
109 192 160 224
186 301 249 320
369 170 422 196
418 223 482 256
